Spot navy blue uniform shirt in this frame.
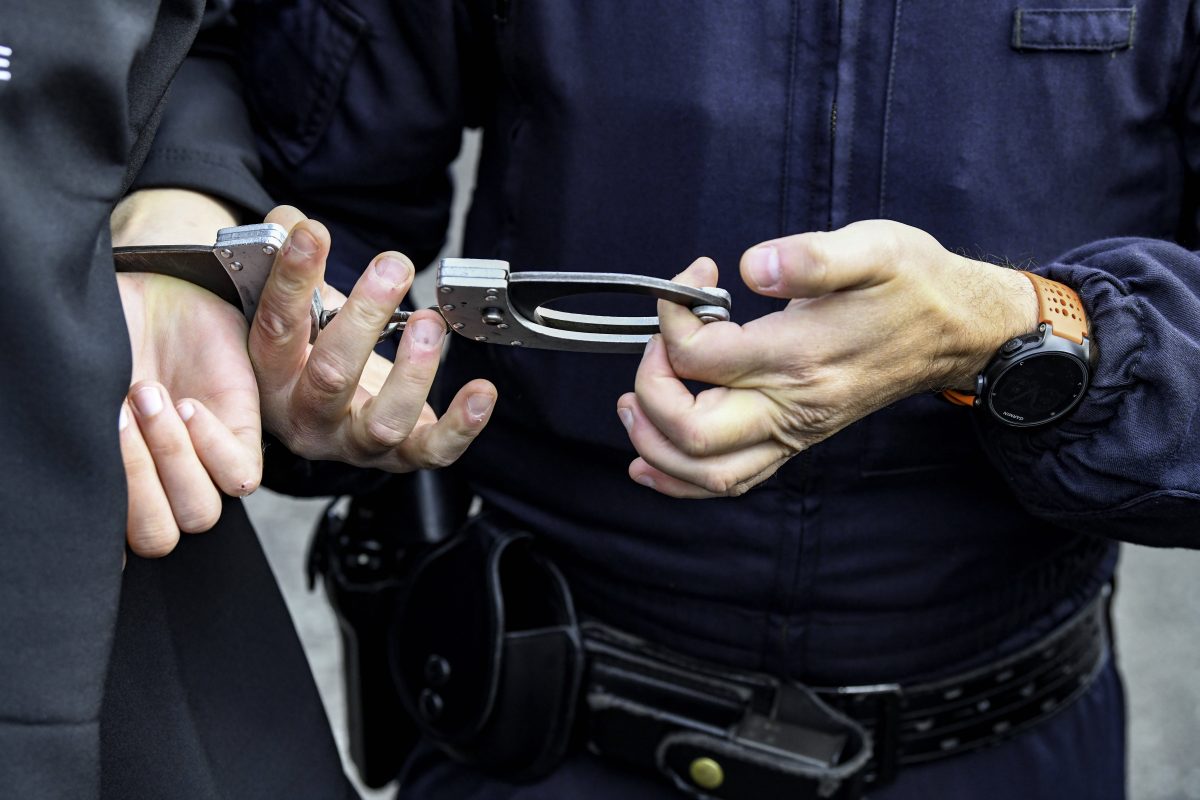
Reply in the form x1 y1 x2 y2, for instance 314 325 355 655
138 0 1200 688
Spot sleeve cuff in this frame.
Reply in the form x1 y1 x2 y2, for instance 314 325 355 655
978 238 1200 545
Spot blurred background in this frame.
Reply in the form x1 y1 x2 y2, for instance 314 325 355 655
249 132 1200 800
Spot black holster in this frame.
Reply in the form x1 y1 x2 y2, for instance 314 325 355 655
390 517 585 780
390 517 871 799
307 469 473 788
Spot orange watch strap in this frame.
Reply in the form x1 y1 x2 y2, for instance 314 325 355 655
941 389 976 407
940 272 1089 404
1020 271 1089 345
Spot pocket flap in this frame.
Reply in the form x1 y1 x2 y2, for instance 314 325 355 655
240 0 366 166
1012 7 1135 52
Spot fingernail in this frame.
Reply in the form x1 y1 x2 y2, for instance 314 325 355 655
634 474 656 489
748 245 781 290
133 386 163 417
617 407 634 432
373 255 412 288
119 405 129 431
467 393 494 421
177 401 196 422
287 228 317 257
409 318 446 351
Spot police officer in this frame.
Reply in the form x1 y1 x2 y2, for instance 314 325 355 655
123 2 1200 799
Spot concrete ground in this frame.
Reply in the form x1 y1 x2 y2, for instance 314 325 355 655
248 492 1200 800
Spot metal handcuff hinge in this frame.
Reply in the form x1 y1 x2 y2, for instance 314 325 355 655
113 223 732 354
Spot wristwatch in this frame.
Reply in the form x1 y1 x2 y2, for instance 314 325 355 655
943 272 1091 428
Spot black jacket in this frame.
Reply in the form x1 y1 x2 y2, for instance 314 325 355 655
0 3 352 797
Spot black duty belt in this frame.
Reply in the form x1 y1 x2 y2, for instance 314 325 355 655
582 587 1109 799
391 525 1111 800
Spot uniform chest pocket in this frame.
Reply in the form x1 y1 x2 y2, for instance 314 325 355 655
239 0 366 166
1011 7 1136 52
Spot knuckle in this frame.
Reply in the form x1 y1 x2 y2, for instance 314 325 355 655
702 470 739 496
875 225 905 263
676 421 711 457
121 448 154 477
422 448 458 469
806 252 829 289
177 499 222 533
145 434 187 461
726 477 757 498
340 298 388 332
252 303 296 346
364 417 409 450
797 237 830 288
304 354 354 396
272 266 312 297
276 426 324 461
129 526 179 559
664 338 696 374
776 430 809 456
270 412 331 455
803 234 830 267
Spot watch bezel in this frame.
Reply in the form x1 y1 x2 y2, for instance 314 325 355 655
981 325 1091 428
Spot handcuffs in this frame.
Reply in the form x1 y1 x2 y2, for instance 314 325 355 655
113 223 732 354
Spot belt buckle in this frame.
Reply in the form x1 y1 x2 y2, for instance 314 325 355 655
834 683 902 787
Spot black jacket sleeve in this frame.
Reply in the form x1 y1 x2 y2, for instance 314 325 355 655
984 240 1200 547
129 3 276 217
0 3 204 797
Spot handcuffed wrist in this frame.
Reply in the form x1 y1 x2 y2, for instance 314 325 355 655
110 188 239 248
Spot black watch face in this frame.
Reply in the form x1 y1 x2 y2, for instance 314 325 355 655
987 353 1088 427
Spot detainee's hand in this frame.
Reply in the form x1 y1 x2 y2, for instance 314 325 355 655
251 206 497 470
617 220 1038 498
114 189 262 558
117 272 263 557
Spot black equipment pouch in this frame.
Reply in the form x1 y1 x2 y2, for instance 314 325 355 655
390 517 585 780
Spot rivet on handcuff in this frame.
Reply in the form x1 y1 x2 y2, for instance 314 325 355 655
114 223 732 354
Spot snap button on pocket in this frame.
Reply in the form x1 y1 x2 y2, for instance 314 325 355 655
1011 7 1136 53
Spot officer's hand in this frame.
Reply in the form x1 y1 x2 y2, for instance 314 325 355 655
251 206 497 471
616 220 1037 498
117 272 263 557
